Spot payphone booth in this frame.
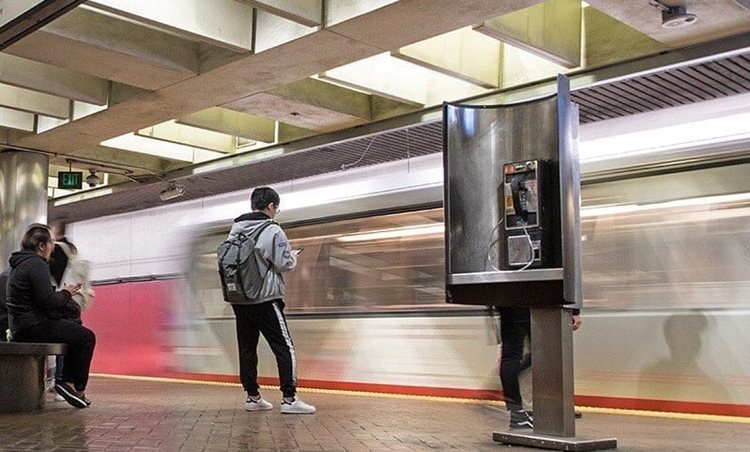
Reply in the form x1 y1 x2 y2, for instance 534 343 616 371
443 76 615 451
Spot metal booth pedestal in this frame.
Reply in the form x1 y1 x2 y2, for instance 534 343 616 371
492 308 617 451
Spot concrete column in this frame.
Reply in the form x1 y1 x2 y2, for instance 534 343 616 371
0 151 48 270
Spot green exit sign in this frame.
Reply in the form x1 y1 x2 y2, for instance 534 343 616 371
57 171 83 189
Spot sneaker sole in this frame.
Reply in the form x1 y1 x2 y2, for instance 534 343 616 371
245 404 273 412
509 424 533 429
280 408 316 414
55 385 87 409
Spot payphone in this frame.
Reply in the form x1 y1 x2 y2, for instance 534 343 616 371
502 159 553 269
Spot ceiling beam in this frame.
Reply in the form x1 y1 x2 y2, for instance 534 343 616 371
0 84 70 119
278 123 316 143
0 0 86 50
474 0 582 68
326 0 545 51
580 6 666 70
236 0 322 27
254 9 318 53
10 0 543 154
5 8 201 91
53 145 185 175
137 121 237 153
177 108 277 143
0 53 109 105
100 134 225 163
85 0 255 52
586 0 750 48
225 78 372 131
0 106 34 132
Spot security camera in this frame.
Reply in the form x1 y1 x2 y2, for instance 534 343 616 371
660 5 697 28
159 182 185 201
85 170 101 188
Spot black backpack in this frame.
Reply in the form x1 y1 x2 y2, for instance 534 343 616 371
217 221 274 303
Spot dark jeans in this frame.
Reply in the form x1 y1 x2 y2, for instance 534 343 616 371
14 319 96 392
55 355 64 381
498 306 531 411
232 300 296 398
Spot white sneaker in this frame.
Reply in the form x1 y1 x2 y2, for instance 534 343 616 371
280 397 316 414
245 395 273 411
55 394 65 402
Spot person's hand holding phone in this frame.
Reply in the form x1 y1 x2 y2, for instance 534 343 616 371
64 282 82 295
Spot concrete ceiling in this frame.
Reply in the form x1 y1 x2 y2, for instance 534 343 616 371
1 0 750 201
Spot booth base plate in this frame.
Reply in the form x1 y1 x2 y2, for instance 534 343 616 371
493 431 617 451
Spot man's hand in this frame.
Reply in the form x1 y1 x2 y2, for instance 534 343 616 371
571 314 582 331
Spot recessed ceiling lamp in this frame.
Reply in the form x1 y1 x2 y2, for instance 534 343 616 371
649 1 697 28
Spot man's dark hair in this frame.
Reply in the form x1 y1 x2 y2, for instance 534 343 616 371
21 223 52 251
251 187 280 211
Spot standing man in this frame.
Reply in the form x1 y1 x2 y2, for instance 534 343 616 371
228 186 315 414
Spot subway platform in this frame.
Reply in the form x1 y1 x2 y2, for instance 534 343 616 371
0 376 748 451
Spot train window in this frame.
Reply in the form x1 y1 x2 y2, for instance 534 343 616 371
189 163 750 317
580 164 750 310
190 208 459 315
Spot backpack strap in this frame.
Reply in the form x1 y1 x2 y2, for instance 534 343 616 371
251 220 275 241
251 220 276 276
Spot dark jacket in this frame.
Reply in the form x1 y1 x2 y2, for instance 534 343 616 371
6 250 80 335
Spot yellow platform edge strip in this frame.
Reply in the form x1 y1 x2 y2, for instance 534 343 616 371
90 373 750 424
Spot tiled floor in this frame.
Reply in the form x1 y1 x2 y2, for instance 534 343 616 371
0 376 748 451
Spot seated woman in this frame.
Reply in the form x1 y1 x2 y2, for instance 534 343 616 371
6 224 96 408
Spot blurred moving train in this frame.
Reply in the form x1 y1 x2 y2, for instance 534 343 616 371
71 94 750 417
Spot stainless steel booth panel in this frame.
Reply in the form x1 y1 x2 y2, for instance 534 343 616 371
443 97 560 276
442 92 582 307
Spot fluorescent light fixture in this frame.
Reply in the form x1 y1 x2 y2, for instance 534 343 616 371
579 94 750 163
580 204 640 218
337 223 444 242
581 192 750 218
321 53 486 106
101 133 224 163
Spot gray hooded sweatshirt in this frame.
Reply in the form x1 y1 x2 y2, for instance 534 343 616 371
228 212 297 304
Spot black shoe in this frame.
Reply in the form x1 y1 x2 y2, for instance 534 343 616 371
54 382 88 408
519 353 532 372
509 410 533 429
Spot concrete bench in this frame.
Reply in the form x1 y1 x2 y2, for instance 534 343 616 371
0 342 67 414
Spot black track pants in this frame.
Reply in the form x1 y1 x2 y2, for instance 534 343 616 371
232 300 297 398
498 307 531 411
15 319 96 392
